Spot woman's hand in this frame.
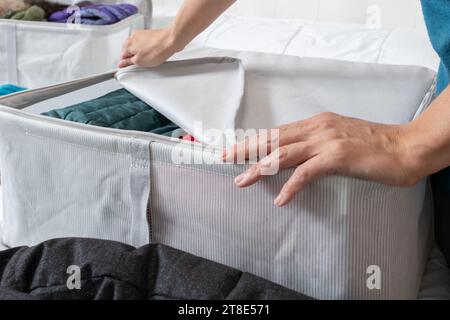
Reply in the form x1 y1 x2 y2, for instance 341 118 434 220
118 0 236 68
118 28 179 68
223 112 422 207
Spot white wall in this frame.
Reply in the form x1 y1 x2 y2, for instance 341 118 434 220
153 0 426 30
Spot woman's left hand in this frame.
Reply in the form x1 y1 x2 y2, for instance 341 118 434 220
223 112 421 207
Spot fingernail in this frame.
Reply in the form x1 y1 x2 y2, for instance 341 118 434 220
234 173 246 186
274 193 287 207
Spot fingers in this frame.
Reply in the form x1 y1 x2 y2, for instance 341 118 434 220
118 38 136 68
223 125 306 163
120 48 133 60
118 57 134 68
274 156 329 207
223 113 342 163
234 142 315 188
121 37 133 58
226 113 349 206
223 131 277 163
234 152 330 207
118 40 139 68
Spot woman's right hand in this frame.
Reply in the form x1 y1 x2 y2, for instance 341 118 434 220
118 28 180 68
118 0 236 68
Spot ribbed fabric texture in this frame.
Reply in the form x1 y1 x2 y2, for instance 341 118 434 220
0 48 437 299
0 111 150 248
0 106 434 300
149 142 433 300
0 13 145 88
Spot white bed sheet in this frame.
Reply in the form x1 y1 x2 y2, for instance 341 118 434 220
153 7 440 72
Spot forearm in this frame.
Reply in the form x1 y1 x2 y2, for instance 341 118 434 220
403 85 450 180
168 0 236 51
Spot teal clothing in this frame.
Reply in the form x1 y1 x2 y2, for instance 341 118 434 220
421 0 450 263
421 0 450 96
0 84 26 96
42 89 179 136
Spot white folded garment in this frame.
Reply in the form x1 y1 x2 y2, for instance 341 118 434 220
119 48 436 147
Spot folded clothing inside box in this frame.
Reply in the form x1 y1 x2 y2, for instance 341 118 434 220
42 88 180 137
0 1 139 24
48 3 138 25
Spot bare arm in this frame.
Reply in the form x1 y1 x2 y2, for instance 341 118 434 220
224 86 450 207
170 0 237 51
119 0 236 68
405 86 450 180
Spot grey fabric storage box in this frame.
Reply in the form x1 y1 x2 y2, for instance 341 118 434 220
0 0 152 89
0 49 437 299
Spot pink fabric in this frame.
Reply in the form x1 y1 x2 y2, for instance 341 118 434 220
182 134 198 142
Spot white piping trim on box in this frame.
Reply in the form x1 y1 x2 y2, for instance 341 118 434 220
0 13 145 35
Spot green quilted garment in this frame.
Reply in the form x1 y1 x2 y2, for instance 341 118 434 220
42 89 179 136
